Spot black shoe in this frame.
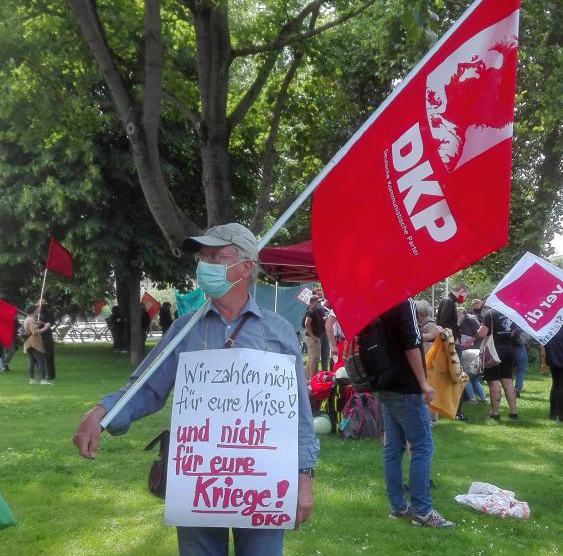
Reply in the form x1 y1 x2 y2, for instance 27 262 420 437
549 414 558 421
488 413 501 421
508 413 518 420
456 412 469 422
516 391 521 398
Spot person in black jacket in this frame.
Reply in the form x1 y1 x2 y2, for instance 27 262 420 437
545 326 563 421
436 283 470 346
106 306 126 353
159 302 173 335
141 304 151 347
37 299 56 380
376 299 454 528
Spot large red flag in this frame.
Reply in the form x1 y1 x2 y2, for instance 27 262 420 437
0 300 17 348
46 238 73 278
141 292 161 320
312 0 519 339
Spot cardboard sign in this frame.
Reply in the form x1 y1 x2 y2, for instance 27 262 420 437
296 287 313 306
164 348 299 529
487 252 563 344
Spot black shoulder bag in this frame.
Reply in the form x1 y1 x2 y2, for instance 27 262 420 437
144 313 252 499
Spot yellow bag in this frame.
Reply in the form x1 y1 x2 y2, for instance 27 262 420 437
426 330 468 419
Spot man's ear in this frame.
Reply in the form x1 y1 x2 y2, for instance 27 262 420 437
242 259 253 278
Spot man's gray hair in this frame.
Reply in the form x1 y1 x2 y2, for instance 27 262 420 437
234 246 260 285
414 299 433 318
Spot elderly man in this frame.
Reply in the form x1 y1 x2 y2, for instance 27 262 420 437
73 223 319 556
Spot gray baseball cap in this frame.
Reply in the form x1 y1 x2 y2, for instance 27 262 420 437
182 223 258 260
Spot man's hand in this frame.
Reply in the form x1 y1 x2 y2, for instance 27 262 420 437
294 473 314 528
73 405 107 459
421 382 435 404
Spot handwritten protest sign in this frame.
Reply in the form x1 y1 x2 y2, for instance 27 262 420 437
164 348 298 529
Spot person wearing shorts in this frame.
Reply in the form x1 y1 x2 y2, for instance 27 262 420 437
477 308 517 420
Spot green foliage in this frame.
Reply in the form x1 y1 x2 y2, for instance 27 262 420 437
0 0 561 306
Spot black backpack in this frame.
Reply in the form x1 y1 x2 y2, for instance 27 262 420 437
344 318 395 392
339 392 384 441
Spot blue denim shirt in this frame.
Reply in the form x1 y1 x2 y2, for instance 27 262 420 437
99 296 319 468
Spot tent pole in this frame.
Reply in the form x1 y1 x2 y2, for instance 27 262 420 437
274 282 279 313
431 284 435 314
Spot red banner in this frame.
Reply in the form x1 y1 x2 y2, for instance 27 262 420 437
141 292 161 320
312 0 519 339
93 300 107 317
487 252 563 344
46 238 73 278
0 300 17 349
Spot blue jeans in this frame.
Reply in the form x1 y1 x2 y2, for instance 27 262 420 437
464 375 486 400
378 392 434 515
177 527 284 556
514 345 528 392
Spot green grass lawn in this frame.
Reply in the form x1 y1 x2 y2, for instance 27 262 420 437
1 344 561 556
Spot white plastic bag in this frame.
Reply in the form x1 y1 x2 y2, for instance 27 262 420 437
455 482 530 519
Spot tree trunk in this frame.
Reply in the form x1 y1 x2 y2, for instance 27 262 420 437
200 131 234 225
192 0 234 226
115 272 130 351
127 270 144 366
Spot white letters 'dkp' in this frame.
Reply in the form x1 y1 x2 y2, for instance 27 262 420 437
391 123 457 242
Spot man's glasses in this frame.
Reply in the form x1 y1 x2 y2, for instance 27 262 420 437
195 252 240 264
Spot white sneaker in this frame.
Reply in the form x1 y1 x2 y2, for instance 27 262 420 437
40 379 54 385
29 378 37 385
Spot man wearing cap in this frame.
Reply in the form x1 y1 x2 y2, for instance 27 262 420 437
73 223 319 556
469 299 484 323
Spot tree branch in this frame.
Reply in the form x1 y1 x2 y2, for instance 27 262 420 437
228 1 329 128
143 0 163 149
162 90 201 129
232 0 377 58
228 51 279 129
68 0 136 128
251 8 320 234
250 56 309 232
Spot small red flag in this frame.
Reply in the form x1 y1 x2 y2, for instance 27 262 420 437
46 238 73 278
0 300 17 349
93 300 107 317
141 292 161 320
312 0 520 339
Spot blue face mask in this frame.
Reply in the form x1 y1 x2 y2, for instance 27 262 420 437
196 260 244 299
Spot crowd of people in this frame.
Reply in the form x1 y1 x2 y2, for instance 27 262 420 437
301 280 562 530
